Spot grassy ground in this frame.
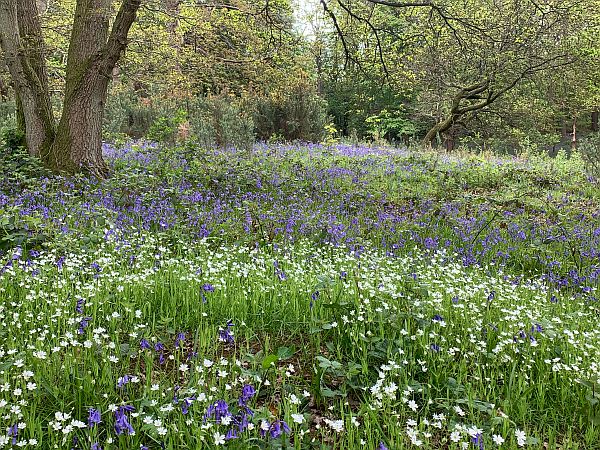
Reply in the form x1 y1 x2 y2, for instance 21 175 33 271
0 142 599 449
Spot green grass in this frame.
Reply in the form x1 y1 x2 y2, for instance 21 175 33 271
0 143 599 449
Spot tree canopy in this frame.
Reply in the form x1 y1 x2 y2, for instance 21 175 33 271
0 0 598 173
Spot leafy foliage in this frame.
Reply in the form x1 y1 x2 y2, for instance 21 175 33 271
0 127 50 184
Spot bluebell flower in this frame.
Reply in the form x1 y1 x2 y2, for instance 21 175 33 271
226 428 239 440
8 423 17 445
203 283 215 292
117 375 131 389
140 338 152 350
155 342 166 363
175 332 186 348
77 317 92 334
115 405 135 435
276 269 287 281
204 399 231 424
379 443 388 450
91 444 102 450
88 408 101 428
239 384 256 406
218 321 235 344
471 432 484 450
181 396 195 414
269 420 291 438
430 343 440 352
76 298 85 314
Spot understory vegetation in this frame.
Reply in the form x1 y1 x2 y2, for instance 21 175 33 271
1 141 599 449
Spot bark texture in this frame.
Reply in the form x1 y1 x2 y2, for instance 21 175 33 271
0 0 55 156
0 0 141 177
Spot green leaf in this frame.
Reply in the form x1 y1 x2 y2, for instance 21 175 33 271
276 346 294 360
262 354 279 370
316 356 342 370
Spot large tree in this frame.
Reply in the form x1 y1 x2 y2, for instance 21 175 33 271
0 0 141 176
319 0 588 146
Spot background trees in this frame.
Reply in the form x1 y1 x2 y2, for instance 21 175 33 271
0 0 599 171
317 0 600 150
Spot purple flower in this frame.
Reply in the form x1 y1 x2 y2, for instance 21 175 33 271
154 342 166 363
276 269 287 281
117 375 131 389
269 420 291 438
204 399 231 424
8 423 17 445
379 443 388 450
115 406 135 435
140 338 152 350
77 317 92 334
487 290 496 302
239 384 256 406
202 283 215 292
218 320 235 344
430 343 440 352
226 428 239 440
181 396 195 414
175 332 186 348
471 432 484 450
91 444 102 450
88 408 101 428
424 237 438 250
76 298 85 314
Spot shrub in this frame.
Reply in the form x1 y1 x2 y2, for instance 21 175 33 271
254 79 327 142
578 133 600 178
0 127 50 185
188 93 255 151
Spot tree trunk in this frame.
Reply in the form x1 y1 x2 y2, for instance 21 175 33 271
45 0 113 175
49 73 111 176
592 110 599 132
0 0 140 176
423 114 456 146
0 0 55 156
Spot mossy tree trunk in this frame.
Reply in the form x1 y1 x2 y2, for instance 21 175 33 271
0 0 141 177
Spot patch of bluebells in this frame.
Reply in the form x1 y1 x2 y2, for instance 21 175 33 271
3 142 599 292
